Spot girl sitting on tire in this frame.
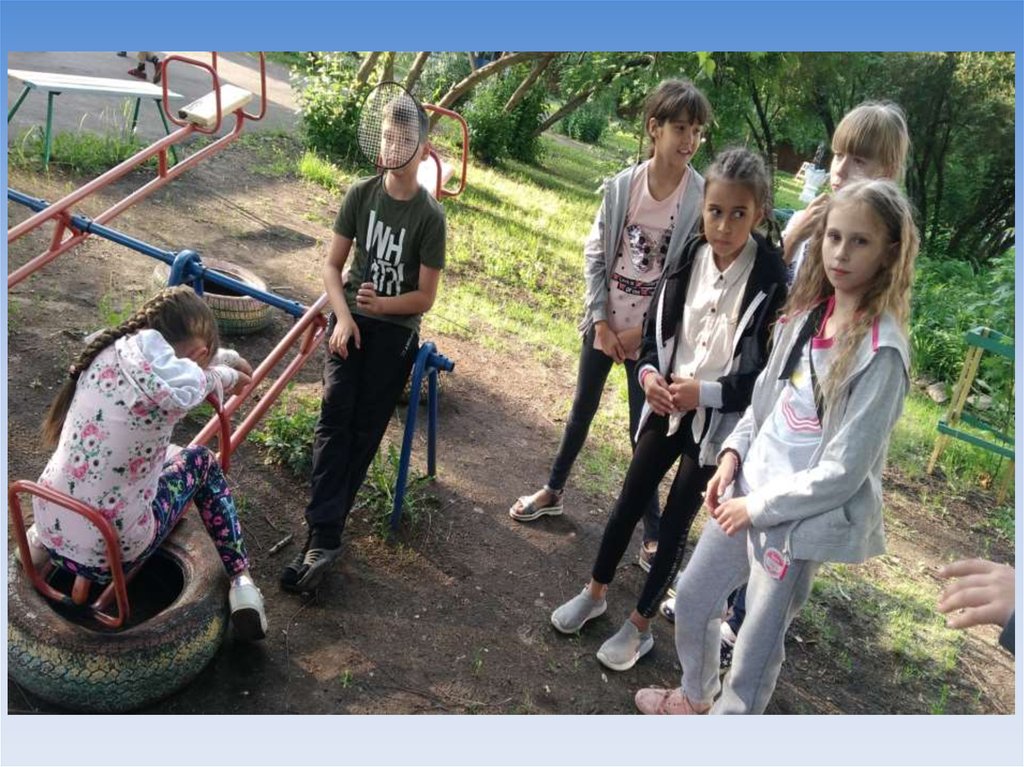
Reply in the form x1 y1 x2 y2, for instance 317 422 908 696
25 285 268 641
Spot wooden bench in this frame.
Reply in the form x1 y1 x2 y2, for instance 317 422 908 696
7 68 183 168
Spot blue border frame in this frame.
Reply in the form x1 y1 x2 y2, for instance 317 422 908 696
2 1 1021 766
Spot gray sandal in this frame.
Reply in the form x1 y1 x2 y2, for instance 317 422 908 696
509 486 564 522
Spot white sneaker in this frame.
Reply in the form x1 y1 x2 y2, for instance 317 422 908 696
229 575 268 641
15 524 51 570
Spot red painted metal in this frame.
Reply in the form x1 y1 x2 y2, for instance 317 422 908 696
423 103 469 199
8 52 268 290
191 294 330 463
8 394 234 630
8 480 131 629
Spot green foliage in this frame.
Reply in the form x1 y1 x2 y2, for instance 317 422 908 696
355 442 436 538
416 52 472 105
9 124 147 175
463 66 546 165
297 150 348 192
296 52 370 165
251 388 320 477
558 98 609 144
910 251 1015 388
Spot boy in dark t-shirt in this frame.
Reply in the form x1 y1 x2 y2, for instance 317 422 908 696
282 97 446 593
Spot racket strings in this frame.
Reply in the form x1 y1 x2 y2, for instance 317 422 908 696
358 82 424 171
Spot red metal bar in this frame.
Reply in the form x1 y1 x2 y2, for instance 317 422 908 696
191 294 330 462
9 480 130 629
8 118 248 290
8 123 196 246
240 52 268 122
423 103 469 199
162 54 224 135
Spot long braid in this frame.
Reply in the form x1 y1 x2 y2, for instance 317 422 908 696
41 287 213 446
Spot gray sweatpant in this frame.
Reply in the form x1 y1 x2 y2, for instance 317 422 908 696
674 516 820 714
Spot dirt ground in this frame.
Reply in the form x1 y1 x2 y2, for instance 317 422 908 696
6 135 1015 716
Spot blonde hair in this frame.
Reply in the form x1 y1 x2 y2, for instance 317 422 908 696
785 179 919 406
42 286 219 446
831 101 910 183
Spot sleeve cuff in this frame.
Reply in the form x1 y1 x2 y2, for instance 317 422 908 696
591 306 608 323
699 380 723 409
745 492 767 526
638 364 658 388
212 348 241 368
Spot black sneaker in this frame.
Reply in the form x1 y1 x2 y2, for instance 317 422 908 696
294 546 342 591
280 532 313 592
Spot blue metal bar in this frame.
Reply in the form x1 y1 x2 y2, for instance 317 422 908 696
9 188 307 318
390 342 454 531
427 369 438 477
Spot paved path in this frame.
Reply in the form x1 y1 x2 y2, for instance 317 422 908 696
7 51 300 144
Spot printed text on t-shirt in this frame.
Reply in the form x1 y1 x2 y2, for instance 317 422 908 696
367 209 406 295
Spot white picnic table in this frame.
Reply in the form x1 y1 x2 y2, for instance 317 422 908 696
7 68 183 167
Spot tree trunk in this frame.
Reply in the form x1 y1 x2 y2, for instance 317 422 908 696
404 52 431 92
503 54 557 113
380 51 395 83
468 52 478 72
355 52 381 85
434 51 547 112
530 55 653 137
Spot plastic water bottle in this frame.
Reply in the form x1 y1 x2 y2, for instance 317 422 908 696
799 167 829 203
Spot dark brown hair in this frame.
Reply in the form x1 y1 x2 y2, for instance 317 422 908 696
643 79 712 158
42 286 220 446
703 146 773 220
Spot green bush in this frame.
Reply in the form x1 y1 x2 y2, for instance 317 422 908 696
463 67 546 165
251 388 320 477
416 53 472 105
558 98 610 145
296 52 369 164
910 251 1015 391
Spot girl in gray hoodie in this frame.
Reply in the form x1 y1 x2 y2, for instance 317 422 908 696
635 179 919 714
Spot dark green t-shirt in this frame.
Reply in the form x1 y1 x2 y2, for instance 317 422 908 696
334 175 446 332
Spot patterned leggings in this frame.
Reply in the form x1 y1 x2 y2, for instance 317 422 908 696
50 446 249 583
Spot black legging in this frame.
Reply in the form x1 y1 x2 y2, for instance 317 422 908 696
591 411 715 618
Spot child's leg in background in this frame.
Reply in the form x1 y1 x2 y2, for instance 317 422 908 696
590 414 687 585
546 328 614 493
340 316 418 516
727 584 747 635
713 551 820 714
140 445 248 576
634 440 715 618
673 518 750 707
623 357 662 545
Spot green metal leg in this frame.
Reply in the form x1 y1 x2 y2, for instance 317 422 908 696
129 97 142 133
43 91 58 169
155 99 179 165
7 85 31 122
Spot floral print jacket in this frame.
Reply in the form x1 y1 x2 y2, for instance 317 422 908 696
33 329 239 568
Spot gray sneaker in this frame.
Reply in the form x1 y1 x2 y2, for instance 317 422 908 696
550 587 607 634
596 619 654 671
293 545 342 592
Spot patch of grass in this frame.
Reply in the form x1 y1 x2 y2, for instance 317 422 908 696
796 561 967 706
889 390 1014 502
297 150 353 193
97 280 145 328
355 442 438 538
338 669 353 688
9 118 149 175
250 386 321 477
774 169 805 211
239 131 299 178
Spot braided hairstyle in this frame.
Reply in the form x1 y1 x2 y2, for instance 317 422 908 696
42 286 220 447
702 145 774 225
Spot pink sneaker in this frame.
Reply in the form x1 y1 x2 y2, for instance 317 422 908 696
634 687 709 715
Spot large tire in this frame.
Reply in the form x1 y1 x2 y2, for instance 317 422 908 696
7 515 228 713
152 259 275 336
